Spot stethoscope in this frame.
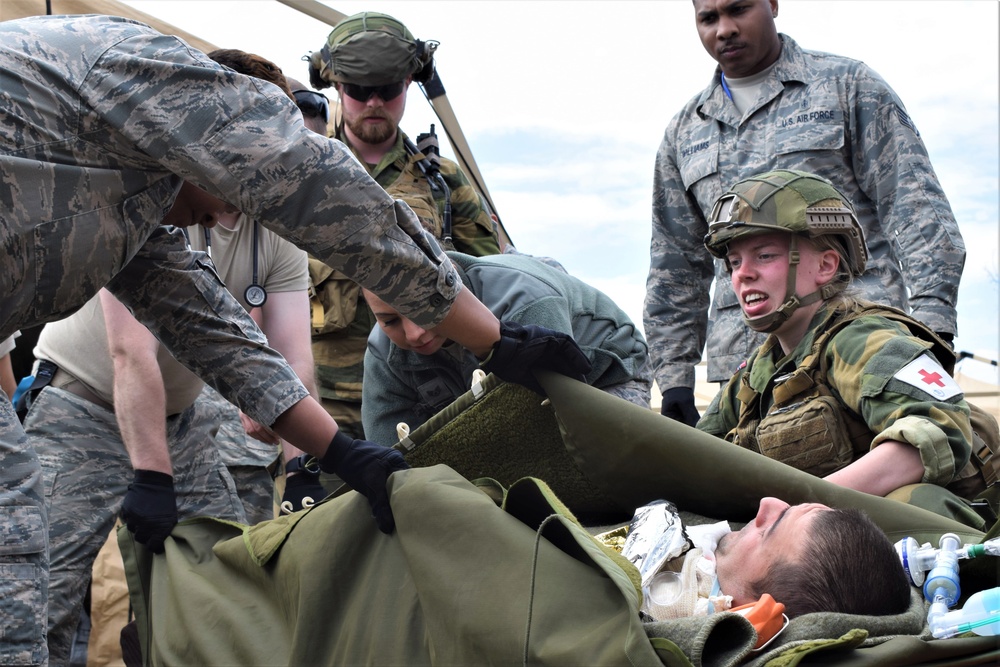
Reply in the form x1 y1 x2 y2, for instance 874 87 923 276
202 219 267 307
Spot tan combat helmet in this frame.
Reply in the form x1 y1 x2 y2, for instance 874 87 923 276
306 11 438 89
704 169 868 333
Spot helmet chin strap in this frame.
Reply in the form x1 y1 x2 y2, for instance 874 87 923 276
743 235 836 333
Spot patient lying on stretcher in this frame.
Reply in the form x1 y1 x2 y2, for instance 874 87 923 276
643 496 912 620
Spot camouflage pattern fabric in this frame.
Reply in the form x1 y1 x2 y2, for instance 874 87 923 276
24 386 246 665
698 302 973 489
308 130 501 442
0 393 47 667
344 130 500 257
644 34 965 387
194 386 280 526
0 14 465 660
0 14 460 344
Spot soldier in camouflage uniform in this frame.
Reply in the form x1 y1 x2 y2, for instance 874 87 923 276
697 170 976 521
644 0 965 427
0 15 588 666
304 12 501 444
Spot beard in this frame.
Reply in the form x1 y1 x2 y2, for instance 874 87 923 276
345 107 397 145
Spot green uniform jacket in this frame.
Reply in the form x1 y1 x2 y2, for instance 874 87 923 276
698 301 973 486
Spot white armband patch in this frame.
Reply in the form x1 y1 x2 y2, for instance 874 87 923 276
893 354 963 400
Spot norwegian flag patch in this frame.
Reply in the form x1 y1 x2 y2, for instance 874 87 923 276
893 354 963 400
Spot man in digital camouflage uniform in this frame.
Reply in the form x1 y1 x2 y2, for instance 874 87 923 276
0 15 588 666
644 0 965 427
304 11 502 446
696 170 983 527
22 48 322 665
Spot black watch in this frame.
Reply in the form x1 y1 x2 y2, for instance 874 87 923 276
285 454 321 476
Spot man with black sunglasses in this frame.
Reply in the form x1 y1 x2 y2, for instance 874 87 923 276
302 12 502 454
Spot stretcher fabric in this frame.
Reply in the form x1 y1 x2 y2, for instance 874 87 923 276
119 372 999 666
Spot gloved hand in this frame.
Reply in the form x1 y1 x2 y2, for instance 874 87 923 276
660 387 700 427
120 470 178 554
480 320 592 395
320 431 409 534
281 473 328 513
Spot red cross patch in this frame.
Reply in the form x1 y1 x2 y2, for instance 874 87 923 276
894 354 962 400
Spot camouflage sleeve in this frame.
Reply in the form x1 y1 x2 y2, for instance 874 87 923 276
87 30 460 329
643 131 716 391
105 226 308 428
695 373 741 438
440 159 502 257
848 66 965 334
360 341 421 448
826 317 972 485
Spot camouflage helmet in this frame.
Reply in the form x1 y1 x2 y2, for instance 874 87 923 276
704 169 868 277
306 12 438 89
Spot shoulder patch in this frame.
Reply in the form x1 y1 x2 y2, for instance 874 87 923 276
893 354 962 400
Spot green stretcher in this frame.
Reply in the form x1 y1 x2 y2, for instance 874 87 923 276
120 372 1000 666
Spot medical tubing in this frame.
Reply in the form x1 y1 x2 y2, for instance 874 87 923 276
922 533 961 606
897 535 1000 587
929 587 1000 638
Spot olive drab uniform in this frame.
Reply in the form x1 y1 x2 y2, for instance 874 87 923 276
0 15 464 665
644 34 966 390
310 130 500 441
699 301 999 513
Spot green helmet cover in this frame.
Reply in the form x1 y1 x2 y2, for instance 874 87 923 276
307 12 437 88
704 169 868 277
704 170 869 333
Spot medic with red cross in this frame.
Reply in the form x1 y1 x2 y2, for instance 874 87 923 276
696 170 982 528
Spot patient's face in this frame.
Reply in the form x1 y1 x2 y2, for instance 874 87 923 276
364 289 448 355
714 497 831 605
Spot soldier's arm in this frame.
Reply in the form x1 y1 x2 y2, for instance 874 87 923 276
258 289 316 460
643 135 715 393
823 440 924 495
848 66 964 335
98 289 172 476
827 317 973 487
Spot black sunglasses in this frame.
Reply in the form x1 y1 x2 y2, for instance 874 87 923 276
292 90 330 123
341 81 406 103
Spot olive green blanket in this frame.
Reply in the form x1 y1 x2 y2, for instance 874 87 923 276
120 372 999 666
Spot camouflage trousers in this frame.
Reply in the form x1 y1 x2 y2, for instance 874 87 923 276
23 386 246 667
195 386 281 525
0 390 48 667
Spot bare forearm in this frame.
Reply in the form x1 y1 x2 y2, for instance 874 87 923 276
113 358 172 475
270 396 338 456
823 440 924 496
431 288 501 358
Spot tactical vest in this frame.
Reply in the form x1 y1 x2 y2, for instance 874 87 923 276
729 301 999 500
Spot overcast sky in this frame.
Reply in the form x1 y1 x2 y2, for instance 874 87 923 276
122 0 1000 381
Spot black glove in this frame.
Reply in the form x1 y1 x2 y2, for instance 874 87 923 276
320 431 409 534
120 470 178 554
480 320 592 395
935 332 955 349
660 387 700 427
281 471 328 513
